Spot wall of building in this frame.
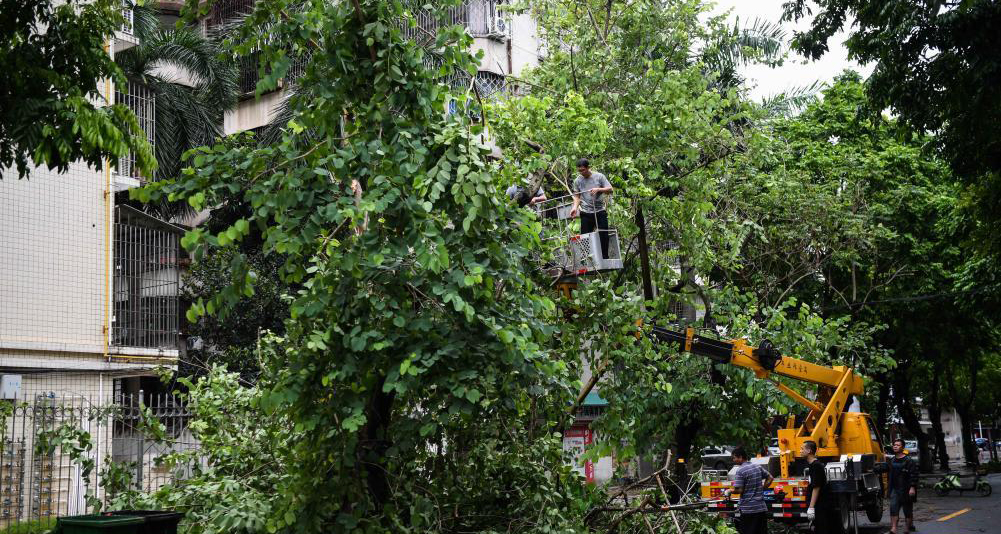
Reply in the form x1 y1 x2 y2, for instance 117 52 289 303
508 13 540 75
224 90 286 135
0 162 109 359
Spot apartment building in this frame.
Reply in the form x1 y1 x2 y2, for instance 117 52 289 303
0 4 188 523
0 7 181 406
196 0 542 135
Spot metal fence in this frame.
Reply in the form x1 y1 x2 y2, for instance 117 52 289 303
0 393 199 528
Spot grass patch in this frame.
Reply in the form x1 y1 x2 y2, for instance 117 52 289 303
0 518 57 534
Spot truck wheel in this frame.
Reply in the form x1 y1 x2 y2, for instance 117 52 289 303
864 495 883 523
838 496 852 534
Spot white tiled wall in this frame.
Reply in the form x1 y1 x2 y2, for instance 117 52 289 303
16 372 114 404
0 162 109 357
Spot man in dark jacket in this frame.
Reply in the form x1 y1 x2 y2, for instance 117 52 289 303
888 438 919 533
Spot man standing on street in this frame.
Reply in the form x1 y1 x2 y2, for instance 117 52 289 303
569 158 613 258
724 446 774 534
888 438 919 534
803 440 834 534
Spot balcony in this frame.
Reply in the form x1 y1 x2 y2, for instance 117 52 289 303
404 0 510 42
112 206 183 358
114 81 155 187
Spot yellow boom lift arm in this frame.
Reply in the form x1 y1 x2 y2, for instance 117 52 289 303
649 326 871 477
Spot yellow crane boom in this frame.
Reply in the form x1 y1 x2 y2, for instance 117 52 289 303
650 326 877 477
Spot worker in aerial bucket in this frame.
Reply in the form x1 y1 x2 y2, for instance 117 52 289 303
569 158 613 258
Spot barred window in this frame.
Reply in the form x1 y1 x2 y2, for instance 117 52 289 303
112 206 182 350
115 82 155 179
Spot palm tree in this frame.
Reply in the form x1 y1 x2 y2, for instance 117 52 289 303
115 5 238 219
702 17 821 117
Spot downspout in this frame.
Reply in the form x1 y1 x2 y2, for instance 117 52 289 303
103 39 115 363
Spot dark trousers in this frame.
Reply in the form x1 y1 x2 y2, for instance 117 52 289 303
737 511 768 534
580 210 609 259
812 507 837 534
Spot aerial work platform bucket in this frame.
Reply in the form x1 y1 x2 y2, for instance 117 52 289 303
531 194 623 275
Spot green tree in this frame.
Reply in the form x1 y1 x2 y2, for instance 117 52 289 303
716 72 1000 471
490 0 861 490
141 0 594 530
0 0 154 178
783 0 1001 257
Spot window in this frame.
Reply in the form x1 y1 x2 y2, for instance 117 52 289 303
115 82 155 179
112 206 182 350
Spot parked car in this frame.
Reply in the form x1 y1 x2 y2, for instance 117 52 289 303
701 446 734 471
905 440 919 457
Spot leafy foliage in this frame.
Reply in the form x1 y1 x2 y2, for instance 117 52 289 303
783 0 1001 256
0 0 154 178
136 0 596 530
117 5 238 219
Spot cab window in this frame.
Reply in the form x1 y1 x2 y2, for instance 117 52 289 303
863 415 884 449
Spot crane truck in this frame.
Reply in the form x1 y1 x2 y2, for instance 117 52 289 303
649 325 887 532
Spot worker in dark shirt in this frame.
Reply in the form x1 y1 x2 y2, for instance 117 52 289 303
888 438 918 533
802 440 834 534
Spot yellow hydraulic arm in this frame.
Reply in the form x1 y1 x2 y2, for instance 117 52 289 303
650 326 865 462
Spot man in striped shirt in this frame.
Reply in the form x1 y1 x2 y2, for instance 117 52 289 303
724 446 774 534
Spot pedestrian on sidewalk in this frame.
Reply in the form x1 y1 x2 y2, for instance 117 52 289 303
724 446 774 534
888 438 919 534
569 158 613 258
803 440 835 534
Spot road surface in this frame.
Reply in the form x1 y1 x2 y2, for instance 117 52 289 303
850 473 1000 534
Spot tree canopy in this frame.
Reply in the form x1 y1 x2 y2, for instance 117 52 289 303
783 0 1001 256
0 0 154 178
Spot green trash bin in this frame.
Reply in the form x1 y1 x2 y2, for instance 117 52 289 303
109 510 184 534
56 514 144 534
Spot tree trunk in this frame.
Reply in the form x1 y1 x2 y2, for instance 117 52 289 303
670 410 702 503
893 367 933 472
363 377 396 510
927 367 950 470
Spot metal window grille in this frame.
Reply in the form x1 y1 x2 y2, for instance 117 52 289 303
402 1 509 42
205 0 256 32
112 206 182 350
121 1 134 35
285 53 310 86
473 71 507 98
114 82 155 179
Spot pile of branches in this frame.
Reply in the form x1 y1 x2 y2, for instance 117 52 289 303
583 452 722 533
